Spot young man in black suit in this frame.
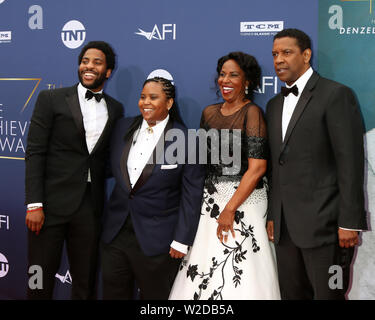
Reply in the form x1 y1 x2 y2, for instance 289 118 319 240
265 29 366 299
25 41 123 299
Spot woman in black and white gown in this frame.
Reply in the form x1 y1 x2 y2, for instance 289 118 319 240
169 52 280 300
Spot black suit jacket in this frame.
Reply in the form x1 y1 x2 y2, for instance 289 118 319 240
101 117 206 256
25 84 123 221
266 71 367 248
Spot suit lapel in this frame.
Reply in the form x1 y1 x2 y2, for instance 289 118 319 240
131 118 173 194
120 125 134 192
66 85 85 139
91 94 114 154
281 72 319 154
66 88 119 155
273 94 284 148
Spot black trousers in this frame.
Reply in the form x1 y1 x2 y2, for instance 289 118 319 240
101 216 181 300
27 184 101 300
275 214 354 300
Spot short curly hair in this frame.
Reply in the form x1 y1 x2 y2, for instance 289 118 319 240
78 41 116 71
274 28 311 52
216 51 261 101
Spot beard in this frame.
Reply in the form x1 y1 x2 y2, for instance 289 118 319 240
78 69 107 90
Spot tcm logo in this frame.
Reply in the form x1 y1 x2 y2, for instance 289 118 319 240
61 20 86 49
147 69 174 84
0 252 9 278
0 31 11 43
135 24 176 40
55 270 72 285
0 214 10 230
240 21 283 35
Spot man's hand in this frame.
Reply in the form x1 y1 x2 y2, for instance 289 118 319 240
266 220 274 242
338 228 359 248
169 247 186 259
25 208 45 235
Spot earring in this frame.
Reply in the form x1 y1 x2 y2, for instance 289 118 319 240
245 86 248 95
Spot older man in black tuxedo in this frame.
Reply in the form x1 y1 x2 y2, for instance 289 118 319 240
266 29 366 299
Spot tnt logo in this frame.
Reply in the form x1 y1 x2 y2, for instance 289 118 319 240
147 69 174 84
135 24 176 40
61 20 86 49
0 253 9 278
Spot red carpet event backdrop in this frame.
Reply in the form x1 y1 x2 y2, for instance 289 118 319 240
0 0 373 299
318 0 375 300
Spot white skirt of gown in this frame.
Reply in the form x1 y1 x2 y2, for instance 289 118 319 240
169 179 281 300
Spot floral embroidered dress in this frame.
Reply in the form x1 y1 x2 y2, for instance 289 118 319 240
169 103 280 300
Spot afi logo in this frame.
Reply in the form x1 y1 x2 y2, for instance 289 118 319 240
0 253 9 278
257 76 279 95
61 20 86 49
0 215 10 230
55 270 72 284
135 24 176 40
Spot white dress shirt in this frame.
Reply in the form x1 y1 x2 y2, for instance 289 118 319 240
127 115 188 254
282 67 313 141
77 83 108 183
281 68 360 232
127 116 169 187
27 83 108 209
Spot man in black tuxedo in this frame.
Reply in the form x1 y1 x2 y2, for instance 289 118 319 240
25 41 123 299
265 29 366 299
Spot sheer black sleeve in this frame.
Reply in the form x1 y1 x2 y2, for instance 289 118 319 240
244 105 268 160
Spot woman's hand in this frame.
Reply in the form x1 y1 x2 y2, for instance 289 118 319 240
217 207 236 243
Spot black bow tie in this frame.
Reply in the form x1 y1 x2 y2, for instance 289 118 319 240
85 90 104 102
281 85 299 97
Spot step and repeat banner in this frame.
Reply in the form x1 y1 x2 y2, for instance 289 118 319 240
318 0 375 300
0 0 373 299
